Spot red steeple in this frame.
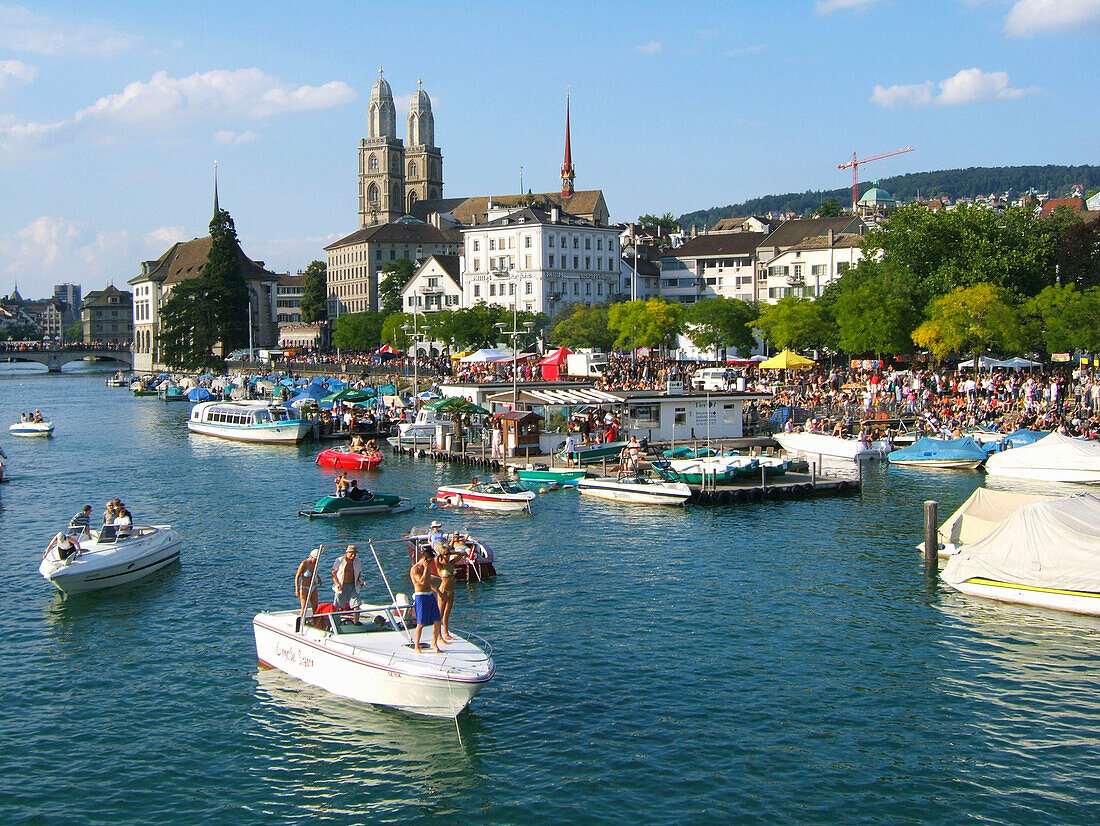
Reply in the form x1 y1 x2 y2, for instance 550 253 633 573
560 92 575 198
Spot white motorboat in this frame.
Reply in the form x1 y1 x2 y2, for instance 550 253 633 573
188 400 313 444
984 432 1100 484
435 480 535 511
252 543 495 718
390 407 454 446
578 471 692 505
887 436 988 470
941 494 1100 615
10 420 54 437
773 432 888 463
39 524 182 595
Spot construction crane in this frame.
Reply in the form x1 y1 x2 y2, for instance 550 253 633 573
838 147 914 212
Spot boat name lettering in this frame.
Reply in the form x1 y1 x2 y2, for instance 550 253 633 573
274 641 314 669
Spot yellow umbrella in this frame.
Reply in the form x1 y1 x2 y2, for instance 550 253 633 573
450 350 474 361
758 349 816 369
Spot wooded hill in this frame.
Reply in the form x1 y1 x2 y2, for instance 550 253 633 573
678 165 1100 229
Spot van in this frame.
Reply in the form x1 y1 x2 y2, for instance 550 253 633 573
691 367 730 392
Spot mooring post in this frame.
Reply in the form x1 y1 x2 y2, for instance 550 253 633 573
858 458 863 489
760 461 767 494
923 500 939 575
811 461 816 497
602 455 608 477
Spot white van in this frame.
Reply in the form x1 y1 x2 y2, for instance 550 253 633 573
691 367 730 391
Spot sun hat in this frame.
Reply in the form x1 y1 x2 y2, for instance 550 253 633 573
430 520 442 528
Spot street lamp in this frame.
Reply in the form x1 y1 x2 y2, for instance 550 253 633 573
402 299 427 398
496 304 535 409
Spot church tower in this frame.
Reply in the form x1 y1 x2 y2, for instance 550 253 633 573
560 92 575 198
358 68 405 226
404 79 444 214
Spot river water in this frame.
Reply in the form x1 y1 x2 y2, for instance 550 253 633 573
1 366 1098 824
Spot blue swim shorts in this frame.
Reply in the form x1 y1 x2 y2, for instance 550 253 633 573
414 592 442 625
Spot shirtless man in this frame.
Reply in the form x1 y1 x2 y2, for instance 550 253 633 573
410 549 444 653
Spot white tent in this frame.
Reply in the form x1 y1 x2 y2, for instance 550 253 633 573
460 348 510 363
957 356 1000 370
994 357 1043 369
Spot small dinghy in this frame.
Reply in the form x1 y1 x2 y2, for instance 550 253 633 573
39 523 182 595
316 448 384 470
299 490 414 518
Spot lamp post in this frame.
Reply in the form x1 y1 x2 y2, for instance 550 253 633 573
496 304 535 409
402 300 426 399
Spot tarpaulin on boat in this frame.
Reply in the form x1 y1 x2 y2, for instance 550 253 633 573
935 487 1052 548
986 432 1100 477
887 436 988 465
942 494 1100 591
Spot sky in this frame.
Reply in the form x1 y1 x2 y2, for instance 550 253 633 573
1 0 1097 299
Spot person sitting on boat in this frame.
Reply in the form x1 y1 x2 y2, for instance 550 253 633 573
33 409 43 423
410 547 443 654
349 434 367 454
295 548 321 614
427 520 445 547
346 480 370 502
102 500 118 525
113 506 133 538
47 531 82 561
468 475 480 492
69 505 93 535
19 412 27 423
331 544 363 612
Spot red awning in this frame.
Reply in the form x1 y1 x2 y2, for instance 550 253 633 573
538 347 572 366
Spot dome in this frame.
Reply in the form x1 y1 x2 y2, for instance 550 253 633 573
408 81 432 116
370 70 394 104
859 186 895 205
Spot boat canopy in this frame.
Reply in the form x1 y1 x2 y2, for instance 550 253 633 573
935 487 1051 548
942 494 1100 591
888 436 988 463
986 432 1100 475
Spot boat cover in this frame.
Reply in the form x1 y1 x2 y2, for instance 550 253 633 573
985 433 1100 476
888 436 987 464
936 487 1051 547
942 494 1100 590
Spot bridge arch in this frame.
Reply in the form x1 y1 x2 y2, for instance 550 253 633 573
0 347 132 373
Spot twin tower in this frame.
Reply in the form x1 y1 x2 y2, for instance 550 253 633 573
358 69 443 227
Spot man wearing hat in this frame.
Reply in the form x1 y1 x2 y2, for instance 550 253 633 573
427 520 445 547
331 544 363 611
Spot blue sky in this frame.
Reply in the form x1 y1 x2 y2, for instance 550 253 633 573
1 0 1097 299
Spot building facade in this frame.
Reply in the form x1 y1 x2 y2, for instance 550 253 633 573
760 234 863 302
276 273 304 322
659 232 765 305
402 255 463 315
82 285 132 345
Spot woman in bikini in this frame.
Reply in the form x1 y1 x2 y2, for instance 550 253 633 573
433 542 459 643
295 549 321 613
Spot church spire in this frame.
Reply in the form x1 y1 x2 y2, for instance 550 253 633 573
560 90 575 198
213 160 220 217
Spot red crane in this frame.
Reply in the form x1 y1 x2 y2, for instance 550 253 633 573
838 147 914 212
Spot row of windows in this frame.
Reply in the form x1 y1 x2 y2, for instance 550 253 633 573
470 279 606 299
471 254 615 273
407 294 459 307
471 235 613 253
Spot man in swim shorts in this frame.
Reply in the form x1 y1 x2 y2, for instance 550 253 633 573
410 548 443 653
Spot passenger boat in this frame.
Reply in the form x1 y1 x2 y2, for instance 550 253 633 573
316 448 383 470
188 401 313 444
941 494 1100 615
403 530 496 581
984 432 1100 484
888 436 988 470
773 432 888 463
9 420 54 437
299 491 414 518
577 470 692 505
252 543 495 718
515 467 587 485
39 523 182 595
388 407 454 446
435 480 535 511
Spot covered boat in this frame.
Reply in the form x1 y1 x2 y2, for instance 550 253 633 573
9 420 54 437
664 455 758 484
941 494 1100 615
515 467 587 485
578 470 692 505
773 432 888 463
253 544 494 718
39 523 182 595
984 432 1100 484
299 491 413 518
920 487 1052 558
888 436 988 470
188 401 313 444
435 480 535 511
403 530 496 581
316 448 384 470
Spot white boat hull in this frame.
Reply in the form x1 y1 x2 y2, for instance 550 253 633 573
949 578 1100 616
773 433 886 463
577 477 691 505
435 485 534 511
39 527 182 594
10 422 54 437
889 458 985 470
187 420 313 444
253 611 493 718
984 466 1100 484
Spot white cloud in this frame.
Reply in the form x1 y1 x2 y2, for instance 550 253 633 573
0 58 36 91
816 0 878 14
635 41 662 55
871 68 1035 108
0 216 132 296
725 44 767 56
214 130 257 145
0 68 356 156
0 5 139 57
145 226 187 247
1004 0 1100 35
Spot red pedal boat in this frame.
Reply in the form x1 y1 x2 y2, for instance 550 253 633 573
316 448 383 470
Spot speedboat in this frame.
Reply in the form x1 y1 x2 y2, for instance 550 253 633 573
578 471 692 505
389 407 454 446
435 480 535 511
773 432 888 463
404 530 496 581
105 372 128 387
39 523 182 595
316 448 383 470
252 543 495 718
919 487 1052 559
188 400 313 444
888 436 988 470
515 467 587 485
10 420 54 437
941 494 1100 615
984 432 1100 484
299 491 414 518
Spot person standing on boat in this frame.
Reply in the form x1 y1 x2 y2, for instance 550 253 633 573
334 472 349 497
69 505 92 533
563 433 577 467
102 500 117 525
410 548 443 653
331 544 363 611
295 548 320 613
113 506 133 538
433 542 459 643
427 520 446 547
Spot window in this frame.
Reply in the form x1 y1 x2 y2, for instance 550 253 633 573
548 254 554 267
560 235 566 247
524 236 532 248
573 281 579 295
585 282 591 296
597 283 603 296
548 235 555 247
811 264 826 277
525 281 532 295
409 161 417 178
390 250 396 260
585 237 591 250
489 239 496 250
597 238 603 250
474 285 480 297
573 237 579 249
525 255 531 269
490 284 496 296
368 183 380 204
473 240 480 252
508 284 515 296
369 154 378 172
573 256 579 269
473 259 480 271
837 262 851 274
585 256 591 269
768 265 789 278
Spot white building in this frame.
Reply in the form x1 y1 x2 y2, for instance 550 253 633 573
461 204 619 315
760 233 864 302
658 232 764 304
402 254 462 314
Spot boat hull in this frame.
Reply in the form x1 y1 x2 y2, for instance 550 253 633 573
316 449 383 470
983 466 1100 484
9 422 53 437
889 458 985 470
39 528 182 594
950 577 1100 616
299 494 413 518
435 485 534 511
252 612 493 718
577 477 691 505
516 469 587 484
560 440 629 465
773 433 886 462
187 420 313 444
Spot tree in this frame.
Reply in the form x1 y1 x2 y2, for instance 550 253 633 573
550 303 614 351
298 260 328 323
637 213 680 234
1053 218 1100 291
64 320 83 342
911 283 1023 363
332 311 384 351
753 297 834 352
379 259 416 317
608 299 682 351
380 312 412 350
1022 284 1100 355
816 198 844 218
832 262 920 356
683 297 757 359
159 208 249 370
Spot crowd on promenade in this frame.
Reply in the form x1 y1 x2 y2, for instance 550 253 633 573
0 340 131 352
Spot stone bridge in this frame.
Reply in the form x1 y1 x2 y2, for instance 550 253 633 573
0 346 132 373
